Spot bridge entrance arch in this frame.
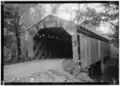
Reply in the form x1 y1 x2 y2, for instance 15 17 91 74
33 27 73 59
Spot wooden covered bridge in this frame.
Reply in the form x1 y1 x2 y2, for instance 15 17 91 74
26 14 109 70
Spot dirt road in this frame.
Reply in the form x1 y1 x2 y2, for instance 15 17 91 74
4 59 65 82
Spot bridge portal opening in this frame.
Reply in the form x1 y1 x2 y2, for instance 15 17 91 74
33 27 73 59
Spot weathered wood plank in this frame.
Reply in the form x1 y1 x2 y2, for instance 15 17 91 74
37 42 47 59
34 39 46 58
72 35 79 63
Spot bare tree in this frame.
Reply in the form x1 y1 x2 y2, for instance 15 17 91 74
4 4 37 61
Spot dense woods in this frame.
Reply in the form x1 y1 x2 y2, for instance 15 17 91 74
3 2 119 64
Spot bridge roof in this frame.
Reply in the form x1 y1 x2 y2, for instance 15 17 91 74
28 14 109 42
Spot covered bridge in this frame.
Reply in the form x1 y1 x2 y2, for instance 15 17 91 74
26 14 109 69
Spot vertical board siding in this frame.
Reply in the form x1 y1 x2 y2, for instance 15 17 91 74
79 33 109 68
100 41 102 59
88 37 92 66
80 34 94 68
99 41 109 60
84 36 87 68
95 39 99 62
80 34 85 68
72 35 79 63
81 34 85 68
79 35 81 60
86 36 90 67
90 38 93 65
86 37 90 66
84 35 88 68
106 42 109 56
104 42 109 57
77 34 81 61
91 38 95 64
101 41 104 60
98 40 101 60
93 38 96 63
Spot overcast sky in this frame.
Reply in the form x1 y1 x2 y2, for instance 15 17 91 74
20 4 113 35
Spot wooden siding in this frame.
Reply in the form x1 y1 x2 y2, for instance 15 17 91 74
72 35 79 63
79 33 109 68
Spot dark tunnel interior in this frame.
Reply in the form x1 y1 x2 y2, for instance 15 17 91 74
33 27 73 59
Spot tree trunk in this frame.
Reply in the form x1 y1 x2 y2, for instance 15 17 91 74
16 33 21 60
15 5 21 61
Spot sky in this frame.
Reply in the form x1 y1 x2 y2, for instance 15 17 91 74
20 4 113 35
56 4 113 34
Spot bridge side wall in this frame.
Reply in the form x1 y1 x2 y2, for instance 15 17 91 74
75 27 109 68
